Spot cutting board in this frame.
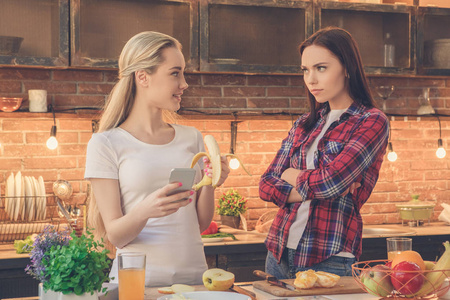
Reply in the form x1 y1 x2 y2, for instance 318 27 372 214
253 276 364 297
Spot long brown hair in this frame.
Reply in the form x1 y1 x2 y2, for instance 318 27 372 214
299 26 376 132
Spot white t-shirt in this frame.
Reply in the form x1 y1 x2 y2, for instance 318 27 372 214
84 124 207 286
286 109 353 260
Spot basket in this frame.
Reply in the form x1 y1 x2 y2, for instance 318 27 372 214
255 210 277 233
352 260 450 299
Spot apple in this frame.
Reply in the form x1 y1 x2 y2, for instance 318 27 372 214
385 261 392 268
391 261 425 296
360 264 394 297
202 268 235 291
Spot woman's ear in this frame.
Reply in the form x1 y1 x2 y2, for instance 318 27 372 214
135 70 149 87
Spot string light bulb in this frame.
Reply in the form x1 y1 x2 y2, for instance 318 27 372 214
46 104 58 150
229 119 241 169
387 142 397 162
436 139 446 159
436 115 446 159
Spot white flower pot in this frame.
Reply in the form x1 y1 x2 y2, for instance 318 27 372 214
39 283 98 300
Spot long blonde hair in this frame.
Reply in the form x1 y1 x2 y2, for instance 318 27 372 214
88 31 182 239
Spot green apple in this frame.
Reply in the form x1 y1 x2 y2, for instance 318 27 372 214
202 268 235 291
360 264 394 297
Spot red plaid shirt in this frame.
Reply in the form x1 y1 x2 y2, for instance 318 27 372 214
259 102 389 267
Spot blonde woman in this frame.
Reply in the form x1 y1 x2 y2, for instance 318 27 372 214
84 31 230 286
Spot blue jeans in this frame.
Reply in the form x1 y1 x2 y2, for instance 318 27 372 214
265 249 356 279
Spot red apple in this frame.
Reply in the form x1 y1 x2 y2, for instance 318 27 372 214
360 264 394 297
385 261 392 268
391 261 425 296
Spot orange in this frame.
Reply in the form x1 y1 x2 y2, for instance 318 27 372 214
391 250 426 270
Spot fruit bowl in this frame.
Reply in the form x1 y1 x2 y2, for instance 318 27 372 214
0 97 23 112
352 260 450 299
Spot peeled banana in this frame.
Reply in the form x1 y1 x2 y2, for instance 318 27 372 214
190 135 251 190
414 241 450 297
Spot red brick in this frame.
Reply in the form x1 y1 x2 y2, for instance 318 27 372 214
203 97 246 108
3 145 54 157
248 98 289 109
54 95 105 107
0 68 51 80
79 83 114 94
59 144 87 156
223 87 265 97
0 132 24 143
59 170 86 181
53 70 103 82
289 76 304 87
185 74 202 86
183 86 221 97
0 158 22 170
59 119 93 131
202 74 246 86
362 214 387 225
247 75 289 86
0 81 21 93
24 157 78 169
249 120 291 131
3 119 53 131
408 78 446 87
23 81 77 94
104 71 119 82
267 87 305 97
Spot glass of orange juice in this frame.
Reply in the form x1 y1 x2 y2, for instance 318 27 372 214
118 252 146 300
386 237 412 260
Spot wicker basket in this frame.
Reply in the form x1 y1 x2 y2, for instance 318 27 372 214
352 259 450 299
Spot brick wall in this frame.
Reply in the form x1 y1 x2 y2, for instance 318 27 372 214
1 67 450 229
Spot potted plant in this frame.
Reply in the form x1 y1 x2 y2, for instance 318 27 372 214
216 188 247 228
25 225 111 300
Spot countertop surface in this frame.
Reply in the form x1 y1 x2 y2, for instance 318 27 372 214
1 222 450 260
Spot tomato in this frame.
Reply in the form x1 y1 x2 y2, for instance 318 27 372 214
201 221 218 235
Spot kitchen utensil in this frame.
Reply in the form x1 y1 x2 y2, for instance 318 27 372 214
52 180 73 200
230 284 257 300
396 194 435 226
253 270 296 291
56 198 73 230
0 97 23 112
252 276 363 297
0 36 24 55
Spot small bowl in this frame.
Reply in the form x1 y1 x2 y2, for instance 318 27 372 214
0 97 23 112
0 36 24 55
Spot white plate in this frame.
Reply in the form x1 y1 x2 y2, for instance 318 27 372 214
38 176 46 220
33 176 42 220
6 173 15 220
202 237 225 243
24 176 35 221
14 171 22 221
157 291 251 300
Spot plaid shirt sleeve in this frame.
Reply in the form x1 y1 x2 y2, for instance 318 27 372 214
296 110 389 203
259 117 306 209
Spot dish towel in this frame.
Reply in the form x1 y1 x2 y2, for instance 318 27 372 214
438 203 450 224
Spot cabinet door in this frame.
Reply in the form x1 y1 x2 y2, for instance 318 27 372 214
0 0 69 67
417 6 450 76
315 1 415 75
200 0 313 74
70 0 199 70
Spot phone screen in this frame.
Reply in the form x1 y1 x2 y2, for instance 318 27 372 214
167 168 196 199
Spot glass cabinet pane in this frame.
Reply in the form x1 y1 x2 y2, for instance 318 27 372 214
200 1 312 73
316 2 414 74
0 0 68 66
418 7 450 74
72 0 197 69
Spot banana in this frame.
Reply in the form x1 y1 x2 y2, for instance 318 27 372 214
190 135 251 190
414 241 450 297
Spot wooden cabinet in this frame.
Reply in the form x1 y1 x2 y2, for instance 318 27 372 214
199 0 313 74
417 6 450 75
315 0 416 74
0 0 449 76
0 0 69 67
70 0 199 70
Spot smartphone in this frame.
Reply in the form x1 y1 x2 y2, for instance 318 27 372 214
167 168 196 201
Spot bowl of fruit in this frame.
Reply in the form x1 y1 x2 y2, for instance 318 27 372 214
352 241 450 299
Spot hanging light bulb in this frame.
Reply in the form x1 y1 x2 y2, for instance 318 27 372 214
436 139 446 159
46 125 58 150
46 104 58 150
229 119 241 169
436 115 446 159
387 142 397 162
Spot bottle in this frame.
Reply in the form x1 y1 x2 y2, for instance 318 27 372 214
383 33 395 67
